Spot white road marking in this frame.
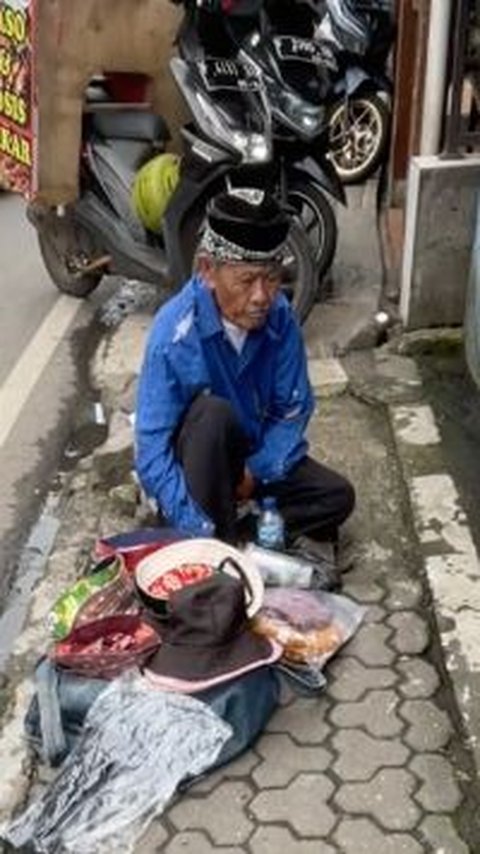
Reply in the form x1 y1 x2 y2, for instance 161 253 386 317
425 553 480 679
0 296 82 448
410 473 477 556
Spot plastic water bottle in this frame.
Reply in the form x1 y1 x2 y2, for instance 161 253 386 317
256 497 285 550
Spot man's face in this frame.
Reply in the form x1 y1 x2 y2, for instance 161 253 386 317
199 257 282 331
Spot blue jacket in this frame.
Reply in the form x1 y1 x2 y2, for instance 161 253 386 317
135 275 314 535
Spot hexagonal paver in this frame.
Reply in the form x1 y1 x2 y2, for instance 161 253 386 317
334 817 423 853
168 781 254 845
132 819 168 853
387 612 429 655
250 774 335 837
191 751 260 794
267 697 331 745
253 733 332 787
363 604 389 624
343 623 396 666
397 658 440 699
334 768 420 831
328 656 397 702
329 689 403 737
249 826 336 853
384 579 422 611
420 816 470 854
342 580 385 604
332 730 410 781
400 699 452 751
164 830 243 854
410 754 462 812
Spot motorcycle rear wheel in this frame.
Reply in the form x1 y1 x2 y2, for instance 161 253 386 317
37 217 103 298
287 182 337 300
328 93 390 185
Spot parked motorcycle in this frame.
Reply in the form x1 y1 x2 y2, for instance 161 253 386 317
313 0 395 183
28 91 173 299
261 0 394 184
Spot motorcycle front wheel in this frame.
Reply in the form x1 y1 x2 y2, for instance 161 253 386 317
281 218 317 324
328 93 390 185
287 182 337 300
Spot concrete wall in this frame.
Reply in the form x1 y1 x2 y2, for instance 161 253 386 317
400 155 480 329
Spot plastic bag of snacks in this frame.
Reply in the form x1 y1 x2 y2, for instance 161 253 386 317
251 588 366 672
47 555 139 641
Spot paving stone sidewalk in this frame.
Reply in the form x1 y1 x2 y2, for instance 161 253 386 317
131 359 475 854
1 331 479 853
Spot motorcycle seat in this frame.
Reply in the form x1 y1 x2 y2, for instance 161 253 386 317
91 111 170 144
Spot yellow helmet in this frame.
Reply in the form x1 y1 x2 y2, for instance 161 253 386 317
131 153 181 232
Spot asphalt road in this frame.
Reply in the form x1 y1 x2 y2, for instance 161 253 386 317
0 194 57 385
0 193 91 598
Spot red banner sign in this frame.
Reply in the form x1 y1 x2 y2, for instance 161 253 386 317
0 0 36 196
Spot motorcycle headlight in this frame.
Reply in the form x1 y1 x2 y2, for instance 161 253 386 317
232 131 271 163
192 91 270 163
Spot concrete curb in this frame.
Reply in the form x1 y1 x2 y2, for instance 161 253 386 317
309 357 349 398
388 398 480 774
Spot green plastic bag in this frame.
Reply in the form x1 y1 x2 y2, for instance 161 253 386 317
47 555 138 641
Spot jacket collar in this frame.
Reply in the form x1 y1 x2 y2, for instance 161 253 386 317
194 276 224 339
193 275 282 343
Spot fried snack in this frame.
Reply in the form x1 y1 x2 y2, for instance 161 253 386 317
252 613 342 663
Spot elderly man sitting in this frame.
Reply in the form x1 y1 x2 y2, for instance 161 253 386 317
135 191 355 582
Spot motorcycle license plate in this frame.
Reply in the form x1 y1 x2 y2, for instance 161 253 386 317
201 59 260 91
273 36 337 70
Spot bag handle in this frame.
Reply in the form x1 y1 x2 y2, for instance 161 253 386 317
35 657 68 766
217 556 254 606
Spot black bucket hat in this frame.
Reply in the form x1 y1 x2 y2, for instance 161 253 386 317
145 573 281 692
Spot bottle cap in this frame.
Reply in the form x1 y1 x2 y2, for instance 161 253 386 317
262 496 277 509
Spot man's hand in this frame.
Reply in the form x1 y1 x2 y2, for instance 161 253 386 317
236 467 255 502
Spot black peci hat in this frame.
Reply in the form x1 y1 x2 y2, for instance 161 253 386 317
198 191 291 264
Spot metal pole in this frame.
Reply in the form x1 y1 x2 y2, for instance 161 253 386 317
443 0 470 155
419 0 453 155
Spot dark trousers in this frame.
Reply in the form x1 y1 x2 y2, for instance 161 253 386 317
175 395 355 543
